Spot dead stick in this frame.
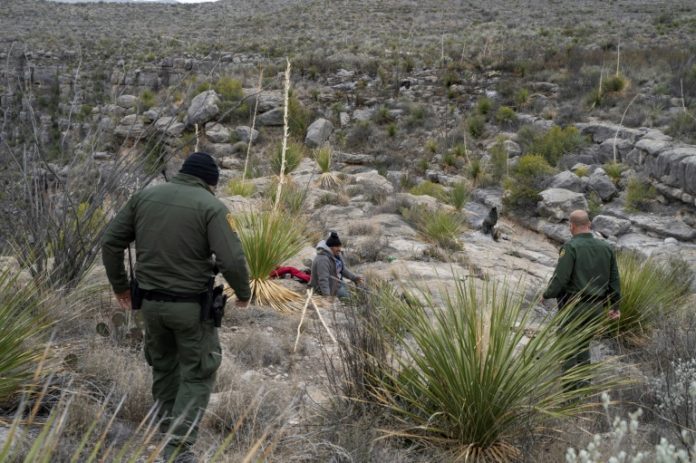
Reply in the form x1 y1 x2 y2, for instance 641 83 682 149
311 298 337 344
293 288 313 352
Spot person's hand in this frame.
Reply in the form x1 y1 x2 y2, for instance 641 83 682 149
235 299 250 308
608 309 621 320
354 276 364 285
115 290 131 311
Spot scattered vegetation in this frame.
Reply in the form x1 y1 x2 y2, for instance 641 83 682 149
371 278 615 461
271 140 305 176
228 209 307 312
467 114 486 139
314 144 340 190
503 154 555 211
226 178 256 197
603 161 625 184
402 207 464 251
409 180 449 202
448 182 470 210
625 177 657 212
518 125 586 165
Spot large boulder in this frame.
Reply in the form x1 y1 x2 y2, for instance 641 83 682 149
242 89 282 113
114 115 146 139
577 120 643 144
258 108 284 126
592 215 631 238
205 122 231 143
234 126 260 144
586 170 617 201
154 116 185 137
598 138 634 163
354 170 395 197
186 90 220 126
305 118 334 148
549 171 583 192
116 94 138 109
537 188 588 223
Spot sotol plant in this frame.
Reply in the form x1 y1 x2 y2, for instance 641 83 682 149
371 278 617 461
228 209 307 312
314 144 340 190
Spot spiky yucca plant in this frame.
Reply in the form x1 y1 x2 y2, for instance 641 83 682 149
402 207 465 251
614 252 688 342
371 278 617 462
0 270 51 404
314 144 340 190
271 140 305 176
228 210 307 312
226 178 256 198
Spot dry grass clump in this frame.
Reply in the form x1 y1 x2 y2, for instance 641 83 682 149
77 342 152 423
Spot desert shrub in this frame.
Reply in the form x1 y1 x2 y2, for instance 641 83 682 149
425 138 438 154
214 76 243 101
495 105 517 127
288 94 312 139
514 88 530 107
521 125 586 166
448 182 470 210
574 165 590 177
271 140 305 175
467 157 488 187
409 180 449 202
650 358 696 449
602 74 628 93
587 191 603 219
614 252 689 342
230 209 306 312
346 120 373 147
503 154 554 211
402 207 464 251
603 161 624 184
372 106 394 125
315 192 349 208
490 138 509 182
404 104 427 129
314 145 340 190
386 122 397 137
0 271 50 404
625 177 656 212
667 111 696 144
476 96 493 116
567 392 696 462
226 178 255 197
373 278 615 461
467 115 486 139
139 89 156 111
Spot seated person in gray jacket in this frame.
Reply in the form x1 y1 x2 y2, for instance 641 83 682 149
310 231 362 298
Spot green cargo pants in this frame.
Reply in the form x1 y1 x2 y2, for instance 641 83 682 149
141 299 222 456
560 301 604 391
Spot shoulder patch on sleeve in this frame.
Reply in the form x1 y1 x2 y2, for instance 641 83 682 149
559 248 566 258
226 213 237 232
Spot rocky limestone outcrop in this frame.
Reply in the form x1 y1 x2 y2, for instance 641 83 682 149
537 188 589 223
186 90 220 126
305 118 334 148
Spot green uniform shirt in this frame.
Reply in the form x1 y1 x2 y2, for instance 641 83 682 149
543 233 621 305
102 173 251 301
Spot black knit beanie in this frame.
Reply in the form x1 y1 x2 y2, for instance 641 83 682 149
326 231 342 247
179 152 220 186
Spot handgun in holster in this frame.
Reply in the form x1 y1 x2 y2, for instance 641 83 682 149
201 277 227 328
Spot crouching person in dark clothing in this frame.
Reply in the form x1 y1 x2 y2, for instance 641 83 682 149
310 231 362 298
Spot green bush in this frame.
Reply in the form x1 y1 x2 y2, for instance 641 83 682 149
476 96 492 116
667 111 696 144
603 162 624 183
288 94 312 139
425 138 438 154
490 138 509 183
614 252 689 342
520 125 586 166
495 105 517 126
387 122 397 137
449 182 470 210
467 157 487 187
271 140 305 175
214 76 243 101
625 177 656 212
226 178 256 197
0 271 51 404
467 115 486 139
372 106 394 125
514 88 530 107
139 89 156 110
372 278 616 461
402 207 464 251
601 74 628 93
409 181 449 202
574 165 589 177
503 154 555 211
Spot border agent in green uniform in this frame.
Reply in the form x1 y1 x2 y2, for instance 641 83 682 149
102 152 251 460
543 210 621 389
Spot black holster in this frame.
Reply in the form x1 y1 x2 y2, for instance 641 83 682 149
130 278 143 310
200 278 227 328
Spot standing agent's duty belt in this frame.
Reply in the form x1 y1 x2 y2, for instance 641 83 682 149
141 289 205 303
